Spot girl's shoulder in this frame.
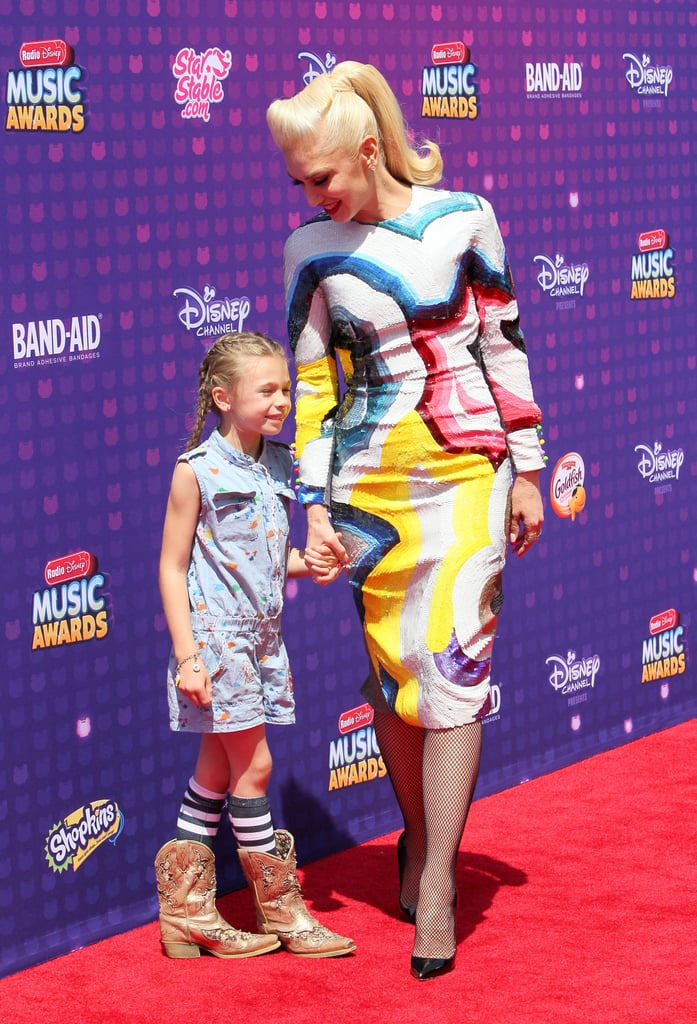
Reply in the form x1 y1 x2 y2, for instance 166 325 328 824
260 440 295 495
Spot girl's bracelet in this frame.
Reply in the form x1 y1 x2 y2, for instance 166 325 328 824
175 652 201 677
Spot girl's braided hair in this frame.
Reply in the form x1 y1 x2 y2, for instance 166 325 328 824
186 331 287 451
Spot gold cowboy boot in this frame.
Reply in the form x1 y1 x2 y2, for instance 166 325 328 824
238 829 356 958
154 839 280 959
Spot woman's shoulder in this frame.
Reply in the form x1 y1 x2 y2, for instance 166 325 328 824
416 185 491 213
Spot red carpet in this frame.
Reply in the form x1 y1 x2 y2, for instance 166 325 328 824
2 720 695 1024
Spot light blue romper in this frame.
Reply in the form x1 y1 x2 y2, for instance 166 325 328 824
167 429 297 733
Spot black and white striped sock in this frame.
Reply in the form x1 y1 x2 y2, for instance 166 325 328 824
227 793 277 854
175 776 226 848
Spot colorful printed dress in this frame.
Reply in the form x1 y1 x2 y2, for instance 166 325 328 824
284 187 545 729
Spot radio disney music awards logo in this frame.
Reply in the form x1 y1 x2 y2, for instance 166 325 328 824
634 440 684 494
622 52 673 106
31 551 112 651
641 608 686 685
172 46 232 121
525 59 583 100
6 38 85 133
482 682 502 725
297 49 336 84
630 229 676 300
421 41 479 120
328 702 386 791
533 252 589 311
12 312 102 370
45 799 124 874
549 452 586 522
173 284 251 338
546 649 601 706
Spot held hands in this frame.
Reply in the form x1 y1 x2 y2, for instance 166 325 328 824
305 533 347 585
509 471 544 559
304 507 349 585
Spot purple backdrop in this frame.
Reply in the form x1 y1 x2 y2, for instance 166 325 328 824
1 0 694 977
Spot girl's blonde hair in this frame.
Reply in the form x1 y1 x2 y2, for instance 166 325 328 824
267 60 442 186
186 332 287 450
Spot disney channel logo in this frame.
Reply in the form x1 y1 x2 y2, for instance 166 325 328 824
173 284 250 337
533 253 589 298
634 441 684 485
622 52 673 97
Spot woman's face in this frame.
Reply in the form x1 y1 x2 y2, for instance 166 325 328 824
282 135 378 223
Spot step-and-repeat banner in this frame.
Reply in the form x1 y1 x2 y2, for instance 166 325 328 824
1 0 694 976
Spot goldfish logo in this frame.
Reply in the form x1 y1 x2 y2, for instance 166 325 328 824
550 453 586 521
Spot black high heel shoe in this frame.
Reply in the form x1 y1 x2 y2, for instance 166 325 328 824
410 891 457 979
410 954 455 981
396 832 417 924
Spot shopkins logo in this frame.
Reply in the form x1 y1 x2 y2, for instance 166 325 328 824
297 49 336 85
45 799 124 873
622 52 673 98
12 313 102 369
525 60 583 99
534 253 589 302
634 441 684 487
630 229 675 300
329 702 386 791
546 650 601 698
550 453 586 521
6 39 85 132
421 41 479 120
173 284 251 338
641 609 686 684
172 46 232 121
32 551 112 651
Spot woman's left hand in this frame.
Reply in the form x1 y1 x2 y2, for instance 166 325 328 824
509 470 544 558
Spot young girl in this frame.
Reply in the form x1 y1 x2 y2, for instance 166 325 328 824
154 331 355 960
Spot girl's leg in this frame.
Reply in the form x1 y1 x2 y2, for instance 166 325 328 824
412 720 482 960
217 726 277 854
174 736 228 848
372 710 427 912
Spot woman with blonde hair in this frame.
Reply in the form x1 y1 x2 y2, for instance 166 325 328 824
267 62 545 980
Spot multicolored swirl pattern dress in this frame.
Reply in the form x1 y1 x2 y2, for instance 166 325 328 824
284 187 545 729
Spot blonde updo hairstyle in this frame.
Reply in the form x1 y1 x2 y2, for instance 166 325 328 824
186 332 287 450
267 60 442 186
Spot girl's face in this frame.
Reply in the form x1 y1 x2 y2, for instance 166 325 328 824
283 135 378 223
215 355 292 453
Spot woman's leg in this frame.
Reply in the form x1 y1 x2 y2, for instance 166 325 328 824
412 720 482 960
372 710 427 912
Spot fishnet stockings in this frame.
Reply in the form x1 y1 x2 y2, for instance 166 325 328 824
374 712 482 958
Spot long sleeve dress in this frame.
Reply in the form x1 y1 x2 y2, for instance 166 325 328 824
283 186 545 729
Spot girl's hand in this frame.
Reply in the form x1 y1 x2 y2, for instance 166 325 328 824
175 658 213 707
509 471 544 558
